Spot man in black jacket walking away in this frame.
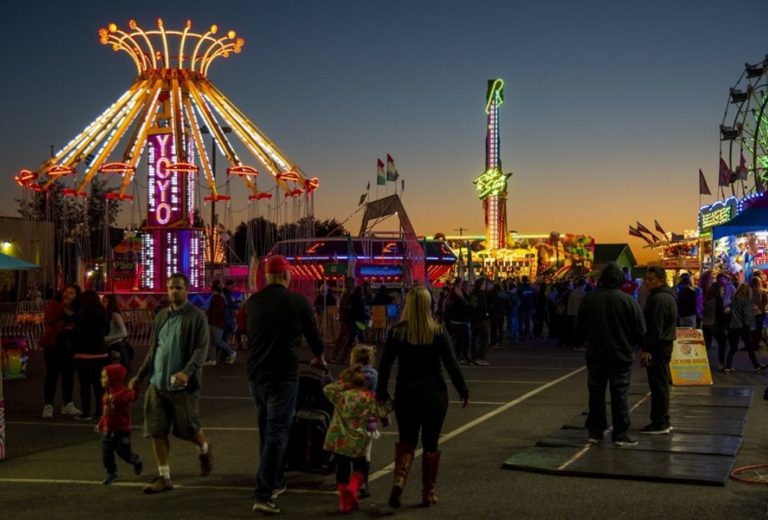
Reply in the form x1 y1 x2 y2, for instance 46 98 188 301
246 255 327 514
576 262 646 447
640 266 677 435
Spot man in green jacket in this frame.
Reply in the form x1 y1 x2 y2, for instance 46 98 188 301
129 273 213 493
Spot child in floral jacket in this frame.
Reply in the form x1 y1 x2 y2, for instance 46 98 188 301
323 364 392 513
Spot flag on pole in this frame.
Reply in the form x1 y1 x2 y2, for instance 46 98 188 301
718 157 732 186
358 192 367 206
401 179 405 192
376 159 386 186
636 222 661 243
386 154 397 182
366 181 370 191
654 220 668 239
738 149 748 180
629 225 654 245
698 169 711 195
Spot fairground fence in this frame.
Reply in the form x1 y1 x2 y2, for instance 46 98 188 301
0 301 401 351
0 301 156 350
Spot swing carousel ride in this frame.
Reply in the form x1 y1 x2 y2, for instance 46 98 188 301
15 19 319 293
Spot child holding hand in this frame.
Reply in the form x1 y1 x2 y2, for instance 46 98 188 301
349 344 389 498
323 364 392 513
95 364 143 484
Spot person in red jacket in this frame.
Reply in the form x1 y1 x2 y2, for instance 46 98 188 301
96 364 143 484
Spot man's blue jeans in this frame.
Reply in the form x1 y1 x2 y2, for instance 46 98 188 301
249 381 298 501
585 362 632 440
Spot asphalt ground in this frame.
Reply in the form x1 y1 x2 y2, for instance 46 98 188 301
1 338 767 519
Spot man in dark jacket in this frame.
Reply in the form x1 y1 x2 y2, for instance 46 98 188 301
640 266 677 434
247 255 327 514
468 278 491 365
576 262 646 447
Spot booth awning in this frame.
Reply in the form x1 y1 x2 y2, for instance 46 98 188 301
0 252 40 271
712 207 768 240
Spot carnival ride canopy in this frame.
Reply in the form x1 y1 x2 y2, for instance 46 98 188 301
14 19 319 204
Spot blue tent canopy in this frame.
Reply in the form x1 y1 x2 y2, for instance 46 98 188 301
712 207 768 240
0 252 40 271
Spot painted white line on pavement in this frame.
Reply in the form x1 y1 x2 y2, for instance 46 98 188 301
556 392 651 471
0 477 335 495
5 421 400 435
456 380 549 384
369 365 587 483
450 400 506 406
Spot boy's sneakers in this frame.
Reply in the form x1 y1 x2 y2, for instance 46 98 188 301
271 485 287 501
102 473 118 485
613 436 639 448
472 360 491 366
252 500 281 514
639 423 672 435
754 364 768 373
61 402 81 416
199 444 214 476
225 353 237 365
724 368 735 374
41 404 54 418
143 476 174 494
74 414 93 421
203 360 217 367
132 457 143 476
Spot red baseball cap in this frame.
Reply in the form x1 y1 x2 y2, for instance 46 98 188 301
264 255 292 274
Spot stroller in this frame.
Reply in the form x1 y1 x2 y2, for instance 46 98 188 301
285 363 335 474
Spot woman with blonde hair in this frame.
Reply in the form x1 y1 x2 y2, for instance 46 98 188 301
725 283 767 374
376 285 469 509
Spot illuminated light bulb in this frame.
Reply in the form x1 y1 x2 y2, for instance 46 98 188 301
157 18 164 28
108 23 117 32
129 19 137 29
210 24 218 34
185 19 192 30
228 30 236 39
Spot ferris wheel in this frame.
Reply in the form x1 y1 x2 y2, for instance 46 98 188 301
719 55 768 195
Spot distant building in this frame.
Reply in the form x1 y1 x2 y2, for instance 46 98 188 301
594 243 637 278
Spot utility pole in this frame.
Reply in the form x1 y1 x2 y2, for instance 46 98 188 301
454 227 469 237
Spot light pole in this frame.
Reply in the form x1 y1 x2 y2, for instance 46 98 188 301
200 125 232 265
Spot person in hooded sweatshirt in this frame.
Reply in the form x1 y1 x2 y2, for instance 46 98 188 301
575 262 646 447
96 363 143 485
639 266 678 435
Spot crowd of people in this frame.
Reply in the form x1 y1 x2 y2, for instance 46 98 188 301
33 256 768 514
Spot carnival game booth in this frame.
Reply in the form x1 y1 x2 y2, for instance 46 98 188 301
709 193 768 280
445 232 594 281
644 233 701 286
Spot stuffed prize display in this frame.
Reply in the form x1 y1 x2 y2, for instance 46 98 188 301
1 336 29 380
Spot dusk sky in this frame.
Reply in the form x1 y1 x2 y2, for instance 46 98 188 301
1 0 766 263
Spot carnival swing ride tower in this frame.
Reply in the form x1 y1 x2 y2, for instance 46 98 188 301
474 79 512 250
15 19 319 292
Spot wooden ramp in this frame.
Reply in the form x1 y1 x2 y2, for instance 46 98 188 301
502 386 752 486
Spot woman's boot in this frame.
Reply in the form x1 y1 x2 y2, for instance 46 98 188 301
420 450 442 507
388 442 415 508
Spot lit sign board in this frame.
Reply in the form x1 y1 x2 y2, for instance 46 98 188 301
147 133 182 227
698 197 738 232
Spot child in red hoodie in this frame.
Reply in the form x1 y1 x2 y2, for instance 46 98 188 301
96 364 143 484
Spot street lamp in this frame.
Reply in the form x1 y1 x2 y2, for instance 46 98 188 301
199 125 232 264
